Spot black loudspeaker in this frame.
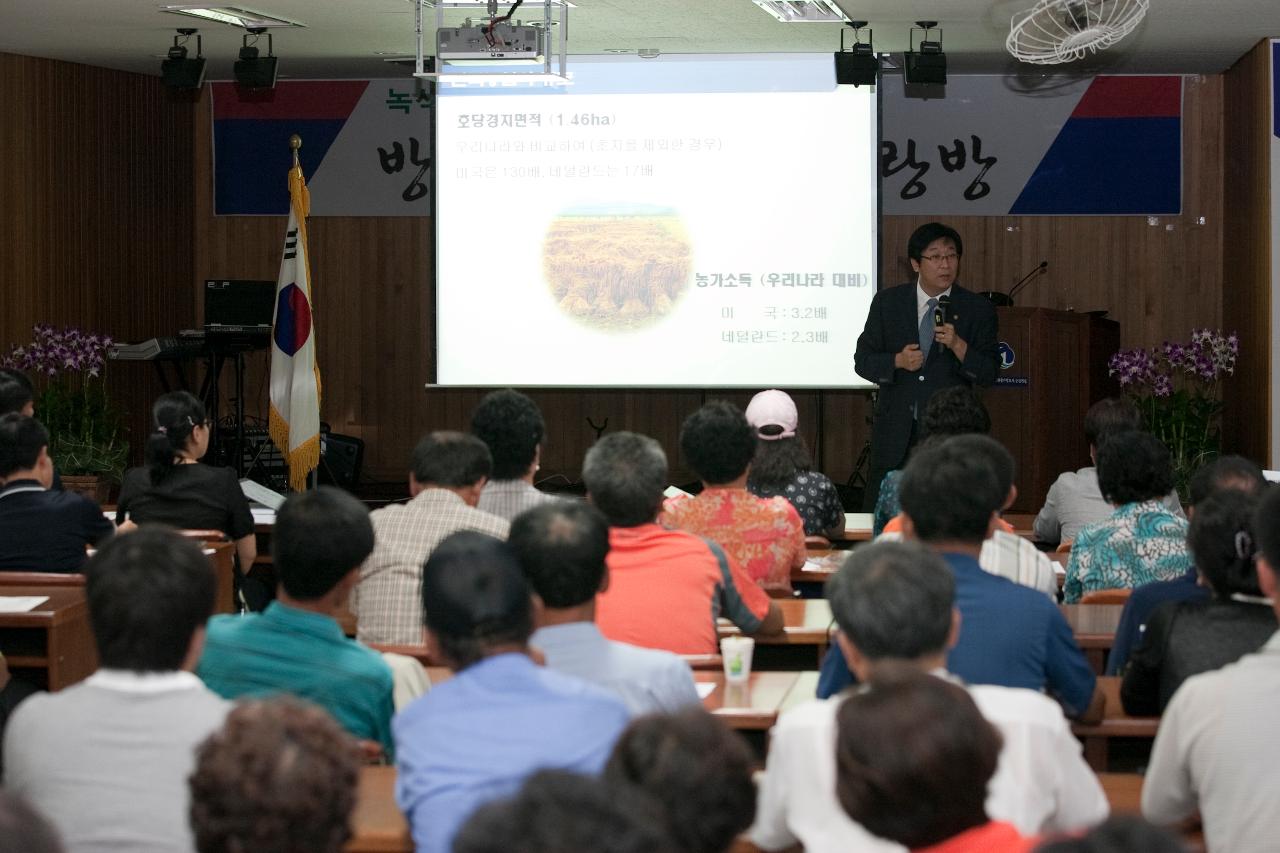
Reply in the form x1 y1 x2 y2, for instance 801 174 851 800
319 432 364 491
161 56 207 89
233 55 278 89
834 51 879 86
904 51 947 85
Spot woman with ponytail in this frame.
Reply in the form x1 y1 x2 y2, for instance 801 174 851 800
1120 488 1278 715
116 391 257 574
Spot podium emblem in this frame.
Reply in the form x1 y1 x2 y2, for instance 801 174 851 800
998 342 1015 370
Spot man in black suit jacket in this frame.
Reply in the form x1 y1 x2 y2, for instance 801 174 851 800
855 223 999 510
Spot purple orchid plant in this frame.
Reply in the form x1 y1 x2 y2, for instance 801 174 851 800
2 325 128 481
1108 329 1238 500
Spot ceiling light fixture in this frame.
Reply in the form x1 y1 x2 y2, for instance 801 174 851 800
904 20 946 85
834 20 878 86
159 5 305 29
160 28 206 89
752 0 848 23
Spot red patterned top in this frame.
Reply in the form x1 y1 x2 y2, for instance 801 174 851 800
661 488 806 592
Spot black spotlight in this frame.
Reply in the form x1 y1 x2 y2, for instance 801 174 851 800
234 29 278 89
834 21 879 87
904 20 946 85
161 29 206 89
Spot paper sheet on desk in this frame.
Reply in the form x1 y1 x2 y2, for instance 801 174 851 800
696 682 717 700
0 596 49 613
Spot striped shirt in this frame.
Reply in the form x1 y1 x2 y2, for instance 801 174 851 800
476 479 562 522
354 489 509 645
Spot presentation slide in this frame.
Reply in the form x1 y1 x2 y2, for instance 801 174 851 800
435 54 877 388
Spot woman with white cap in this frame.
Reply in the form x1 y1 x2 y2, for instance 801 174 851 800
744 390 845 540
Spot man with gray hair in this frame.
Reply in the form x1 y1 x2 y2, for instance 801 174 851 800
583 432 782 656
752 541 1107 853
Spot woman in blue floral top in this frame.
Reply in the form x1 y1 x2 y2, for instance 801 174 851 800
1063 430 1193 603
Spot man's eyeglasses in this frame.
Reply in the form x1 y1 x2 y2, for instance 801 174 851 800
921 253 959 265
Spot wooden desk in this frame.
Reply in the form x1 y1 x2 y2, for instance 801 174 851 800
348 766 411 853
828 513 874 544
718 599 833 667
1060 604 1123 673
1071 676 1159 771
0 586 97 690
1098 772 1143 814
793 550 842 586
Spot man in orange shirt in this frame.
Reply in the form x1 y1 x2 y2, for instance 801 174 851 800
583 431 784 655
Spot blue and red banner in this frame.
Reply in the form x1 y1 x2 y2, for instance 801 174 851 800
882 74 1183 216
212 80 431 216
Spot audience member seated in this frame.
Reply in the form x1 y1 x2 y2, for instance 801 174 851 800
354 431 508 645
661 401 805 592
115 391 256 584
1034 816 1186 853
874 386 992 536
511 502 699 714
0 368 61 491
454 770 673 853
753 542 1106 853
0 790 64 853
604 708 756 853
744 389 845 538
1107 454 1265 674
1142 485 1280 850
818 436 1103 722
835 667 1039 853
394 531 630 853
1064 431 1193 603
879 431 1056 598
583 432 783 655
1121 489 1277 714
1035 398 1184 546
471 389 561 520
0 415 113 572
197 487 395 757
3 528 230 852
189 698 359 853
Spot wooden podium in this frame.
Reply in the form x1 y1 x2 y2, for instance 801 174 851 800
984 308 1120 514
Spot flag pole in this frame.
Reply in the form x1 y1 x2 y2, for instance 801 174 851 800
289 134 318 493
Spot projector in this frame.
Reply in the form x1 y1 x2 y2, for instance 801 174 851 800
437 24 543 60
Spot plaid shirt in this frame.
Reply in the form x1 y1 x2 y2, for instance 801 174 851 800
476 479 563 522
353 489 509 645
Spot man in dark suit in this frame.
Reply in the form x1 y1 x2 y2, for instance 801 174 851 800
855 223 999 510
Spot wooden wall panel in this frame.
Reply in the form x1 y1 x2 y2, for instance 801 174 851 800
1222 41 1273 467
0 53 195 471
192 74 1227 498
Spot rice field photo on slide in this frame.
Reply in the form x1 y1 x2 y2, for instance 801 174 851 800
542 204 693 331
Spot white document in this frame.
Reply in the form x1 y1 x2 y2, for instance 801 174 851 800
696 682 717 700
0 596 49 613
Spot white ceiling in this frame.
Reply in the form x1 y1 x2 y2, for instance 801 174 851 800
0 0 1277 80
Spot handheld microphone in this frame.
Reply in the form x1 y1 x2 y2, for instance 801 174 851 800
934 294 951 350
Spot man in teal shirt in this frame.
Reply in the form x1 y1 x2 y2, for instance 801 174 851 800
198 486 395 758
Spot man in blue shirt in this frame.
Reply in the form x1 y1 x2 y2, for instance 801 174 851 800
0 415 113 572
510 501 700 715
394 530 630 853
197 487 395 757
818 435 1103 723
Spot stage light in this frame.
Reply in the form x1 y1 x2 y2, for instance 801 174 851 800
161 29 206 89
904 20 946 86
834 21 879 86
234 28 278 89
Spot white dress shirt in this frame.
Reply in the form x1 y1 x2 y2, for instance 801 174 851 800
750 672 1107 853
1143 630 1280 852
